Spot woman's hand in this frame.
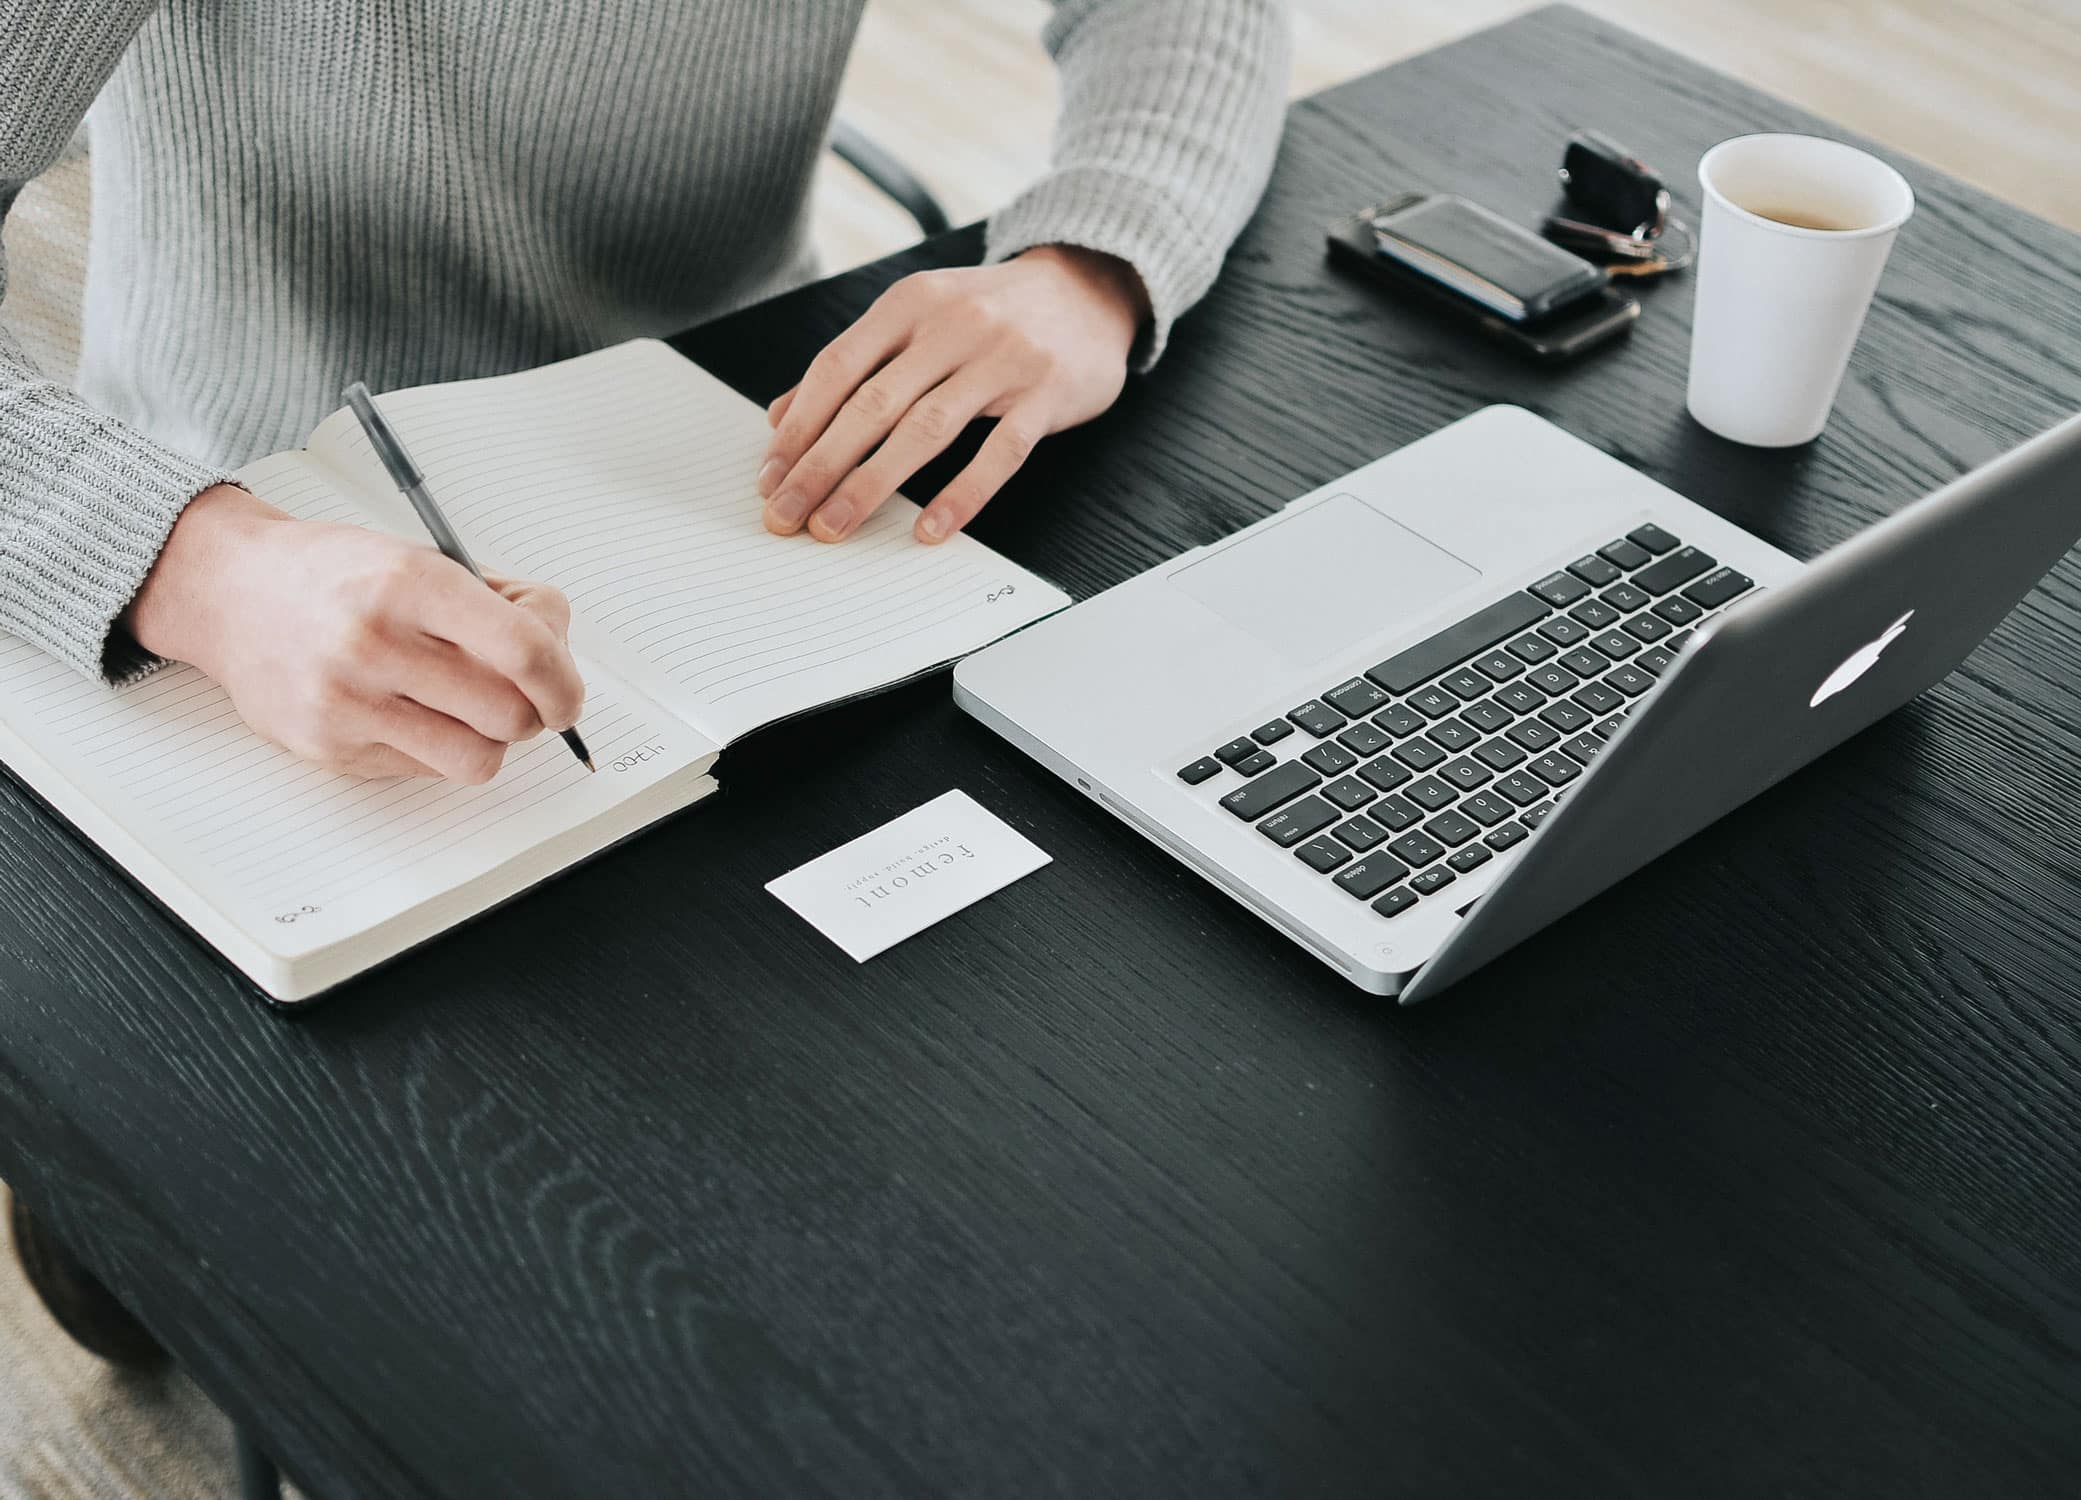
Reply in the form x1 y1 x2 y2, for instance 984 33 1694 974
757 244 1148 545
124 484 586 782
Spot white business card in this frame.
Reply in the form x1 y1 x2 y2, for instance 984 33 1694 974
765 789 1051 962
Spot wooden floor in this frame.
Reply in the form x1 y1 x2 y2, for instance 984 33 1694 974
1 1 2076 1494
820 0 2081 272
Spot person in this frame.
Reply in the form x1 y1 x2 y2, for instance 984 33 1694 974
0 1 1289 783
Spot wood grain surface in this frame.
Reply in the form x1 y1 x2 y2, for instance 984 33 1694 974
1 8 2077 1496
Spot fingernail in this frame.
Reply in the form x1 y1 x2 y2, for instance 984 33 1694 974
809 499 853 540
756 457 784 498
767 488 811 531
918 511 946 542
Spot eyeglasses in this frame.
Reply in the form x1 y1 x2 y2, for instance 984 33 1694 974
1544 129 1692 278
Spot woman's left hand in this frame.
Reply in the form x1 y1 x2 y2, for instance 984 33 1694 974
757 244 1148 545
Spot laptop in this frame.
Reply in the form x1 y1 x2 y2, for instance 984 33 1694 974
953 405 2081 1001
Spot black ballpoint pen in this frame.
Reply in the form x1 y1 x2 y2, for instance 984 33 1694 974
341 382 595 772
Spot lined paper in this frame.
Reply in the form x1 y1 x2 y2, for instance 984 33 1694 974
0 338 1060 992
307 340 1069 743
0 452 708 959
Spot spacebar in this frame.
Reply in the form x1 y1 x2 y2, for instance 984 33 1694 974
1364 593 1551 694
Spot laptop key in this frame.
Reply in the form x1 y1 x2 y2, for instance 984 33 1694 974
1404 776 1457 812
1357 754 1413 793
1529 752 1581 786
1322 775 1378 812
1441 667 1490 700
1370 794 1422 831
1561 732 1604 764
1257 794 1339 846
1590 630 1638 659
1538 615 1590 646
1334 814 1389 851
1604 666 1654 697
1473 737 1528 771
1405 685 1458 719
1558 647 1611 677
1474 650 1523 680
1530 572 1590 607
1682 567 1755 610
1177 756 1222 785
1371 886 1420 920
1372 702 1425 738
1600 581 1651 614
1323 677 1388 718
1495 680 1547 713
1460 791 1513 826
1335 852 1412 900
1425 809 1481 846
1569 598 1622 630
1567 554 1622 587
1523 800 1557 827
1628 522 1679 555
1392 738 1447 771
1233 749 1276 776
1215 737 1257 766
1295 835 1352 873
1302 741 1359 776
1622 612 1672 642
1428 717 1479 751
1386 830 1446 867
1409 866 1457 896
1506 631 1557 663
1540 699 1592 732
1634 545 1715 595
1599 537 1652 569
1526 664 1580 695
1461 699 1513 733
1635 646 1676 676
1221 759 1320 819
1506 719 1560 752
1570 682 1623 715
1652 594 1704 625
1593 714 1627 738
1496 771 1547 806
1363 593 1551 695
1484 820 1531 852
1253 719 1295 745
1447 843 1493 873
1337 721 1392 757
1439 756 1492 791
1288 699 1347 737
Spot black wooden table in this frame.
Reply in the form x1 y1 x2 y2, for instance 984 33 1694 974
4 8 2078 1496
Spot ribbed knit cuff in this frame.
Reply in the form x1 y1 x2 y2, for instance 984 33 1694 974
985 164 1199 371
0 400 230 684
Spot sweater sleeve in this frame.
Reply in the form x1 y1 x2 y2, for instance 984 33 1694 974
0 0 232 682
984 0 1291 369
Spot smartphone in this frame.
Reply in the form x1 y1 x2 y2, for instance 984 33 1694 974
1327 194 1639 363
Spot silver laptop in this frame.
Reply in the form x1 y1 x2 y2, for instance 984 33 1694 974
953 405 2081 1001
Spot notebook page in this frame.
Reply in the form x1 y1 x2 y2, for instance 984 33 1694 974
0 451 715 970
305 339 1070 745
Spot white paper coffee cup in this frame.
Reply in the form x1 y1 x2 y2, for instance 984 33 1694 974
1686 134 1914 447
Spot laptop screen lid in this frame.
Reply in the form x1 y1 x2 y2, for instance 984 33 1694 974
1401 411 2081 1005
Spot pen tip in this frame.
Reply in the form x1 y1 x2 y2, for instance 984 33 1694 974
583 756 597 773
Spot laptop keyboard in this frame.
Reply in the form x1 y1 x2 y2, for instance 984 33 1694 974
1175 524 1757 923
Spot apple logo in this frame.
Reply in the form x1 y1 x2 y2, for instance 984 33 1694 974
1810 610 1914 707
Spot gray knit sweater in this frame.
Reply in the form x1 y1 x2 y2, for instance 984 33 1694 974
0 1 1288 682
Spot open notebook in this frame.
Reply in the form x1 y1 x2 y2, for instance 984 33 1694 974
0 340 1068 1003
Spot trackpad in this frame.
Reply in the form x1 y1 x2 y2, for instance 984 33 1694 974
1169 494 1481 662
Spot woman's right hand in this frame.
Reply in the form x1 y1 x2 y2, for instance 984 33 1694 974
123 484 586 782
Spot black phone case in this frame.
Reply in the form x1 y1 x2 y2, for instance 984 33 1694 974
1326 198 1639 364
